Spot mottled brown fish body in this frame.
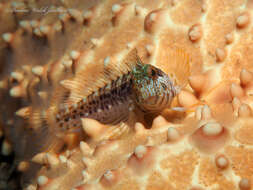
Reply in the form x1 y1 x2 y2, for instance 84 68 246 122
56 72 134 131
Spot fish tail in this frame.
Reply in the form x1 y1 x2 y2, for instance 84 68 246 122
23 106 64 159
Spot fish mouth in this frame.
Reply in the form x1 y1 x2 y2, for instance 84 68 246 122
137 94 169 113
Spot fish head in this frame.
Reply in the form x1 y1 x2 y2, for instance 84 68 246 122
131 63 179 113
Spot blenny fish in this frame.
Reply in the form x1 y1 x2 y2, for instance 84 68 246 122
25 48 190 155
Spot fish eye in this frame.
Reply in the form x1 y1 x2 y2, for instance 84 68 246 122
151 69 156 76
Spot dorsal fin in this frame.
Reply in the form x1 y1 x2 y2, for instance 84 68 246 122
62 48 142 105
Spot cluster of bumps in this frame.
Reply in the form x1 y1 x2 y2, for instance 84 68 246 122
1 0 253 189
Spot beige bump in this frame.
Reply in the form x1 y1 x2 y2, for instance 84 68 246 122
167 127 180 141
202 122 223 136
134 145 147 159
40 25 50 35
178 90 199 108
38 91 48 100
58 13 69 22
230 83 244 98
240 69 253 86
37 175 48 186
53 21 63 31
82 170 89 179
171 0 177 6
201 3 207 12
225 33 234 44
216 48 226 62
32 66 44 76
134 122 146 135
195 106 203 120
11 72 24 82
2 33 13 43
62 59 73 68
237 13 250 28
232 97 241 111
31 152 46 164
19 20 30 29
80 141 93 156
82 157 90 166
112 4 122 13
9 86 22 97
70 50 80 60
238 103 252 117
26 185 37 190
59 155 67 163
33 28 43 37
215 155 229 169
68 9 82 21
17 161 30 172
83 10 92 20
135 5 142 15
239 178 251 190
152 115 167 128
188 24 202 42
90 38 100 46
15 106 30 118
81 118 107 138
145 44 154 56
189 74 205 93
104 170 114 181
30 20 39 28
46 153 59 166
149 12 157 22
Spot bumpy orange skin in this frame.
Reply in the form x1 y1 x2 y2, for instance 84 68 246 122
1 0 253 190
